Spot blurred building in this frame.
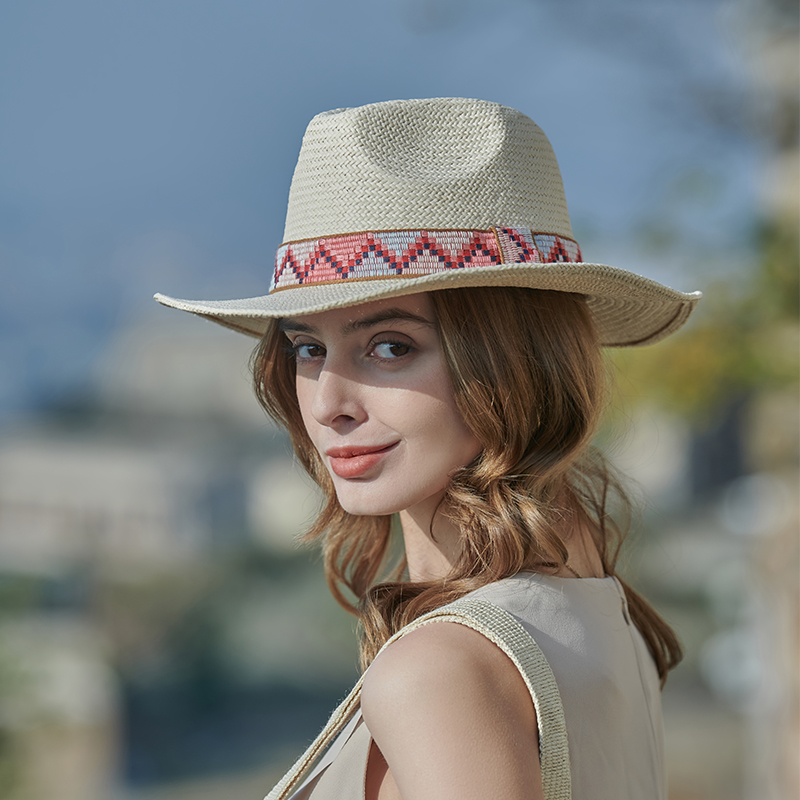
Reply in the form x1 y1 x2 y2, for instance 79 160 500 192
0 436 212 578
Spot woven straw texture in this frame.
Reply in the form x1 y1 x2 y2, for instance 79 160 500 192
283 98 572 242
264 598 571 800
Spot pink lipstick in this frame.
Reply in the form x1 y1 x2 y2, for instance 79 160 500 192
326 443 398 479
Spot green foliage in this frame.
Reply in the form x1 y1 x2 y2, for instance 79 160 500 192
0 728 22 800
611 217 800 421
757 217 800 320
0 640 26 800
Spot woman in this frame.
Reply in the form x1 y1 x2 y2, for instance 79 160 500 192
155 97 701 800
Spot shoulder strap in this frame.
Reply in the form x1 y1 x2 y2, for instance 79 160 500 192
265 598 572 800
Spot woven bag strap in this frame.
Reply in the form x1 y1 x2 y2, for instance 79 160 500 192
265 597 571 800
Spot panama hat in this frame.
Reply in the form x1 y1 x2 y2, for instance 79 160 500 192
155 97 700 347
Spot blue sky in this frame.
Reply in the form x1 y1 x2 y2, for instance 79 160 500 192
0 0 761 416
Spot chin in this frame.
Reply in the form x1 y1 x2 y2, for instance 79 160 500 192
332 478 446 518
334 488 403 517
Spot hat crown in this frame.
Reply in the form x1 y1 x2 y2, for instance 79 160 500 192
282 98 574 242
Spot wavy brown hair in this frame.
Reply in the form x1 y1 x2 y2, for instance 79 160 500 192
252 286 682 685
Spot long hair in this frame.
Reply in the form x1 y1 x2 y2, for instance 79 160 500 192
252 286 682 684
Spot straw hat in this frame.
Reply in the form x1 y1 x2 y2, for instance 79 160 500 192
155 97 700 346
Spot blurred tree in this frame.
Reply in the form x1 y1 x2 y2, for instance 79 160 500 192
612 215 799 423
609 0 799 436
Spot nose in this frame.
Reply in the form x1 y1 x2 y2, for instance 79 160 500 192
309 364 367 431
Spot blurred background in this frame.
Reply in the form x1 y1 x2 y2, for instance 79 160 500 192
0 0 797 798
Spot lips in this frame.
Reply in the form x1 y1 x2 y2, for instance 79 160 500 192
325 442 398 479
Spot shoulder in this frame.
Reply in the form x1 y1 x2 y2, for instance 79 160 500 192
362 621 527 703
362 620 519 708
361 621 541 800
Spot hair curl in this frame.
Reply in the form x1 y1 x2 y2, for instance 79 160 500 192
252 286 682 685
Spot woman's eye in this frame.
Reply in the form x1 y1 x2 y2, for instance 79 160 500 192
293 342 325 360
371 341 412 359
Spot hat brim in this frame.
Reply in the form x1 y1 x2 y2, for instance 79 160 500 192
154 261 701 347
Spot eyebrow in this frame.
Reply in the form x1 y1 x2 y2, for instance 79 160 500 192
279 307 435 335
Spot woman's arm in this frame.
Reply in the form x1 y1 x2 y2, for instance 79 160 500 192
361 621 543 800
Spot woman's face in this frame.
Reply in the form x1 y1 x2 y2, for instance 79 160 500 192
282 293 482 517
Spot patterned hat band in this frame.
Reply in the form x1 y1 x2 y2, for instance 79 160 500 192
271 227 582 293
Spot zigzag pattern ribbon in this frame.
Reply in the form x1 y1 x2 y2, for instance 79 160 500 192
271 228 582 292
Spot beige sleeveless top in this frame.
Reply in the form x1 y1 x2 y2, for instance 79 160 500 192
269 573 666 800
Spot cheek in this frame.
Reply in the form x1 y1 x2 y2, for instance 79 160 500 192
294 375 323 450
441 412 482 468
411 382 481 467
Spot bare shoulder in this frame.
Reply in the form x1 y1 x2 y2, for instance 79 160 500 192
362 621 522 709
362 621 542 800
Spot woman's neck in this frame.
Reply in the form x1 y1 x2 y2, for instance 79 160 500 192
400 516 606 584
398 490 606 583
398 494 461 582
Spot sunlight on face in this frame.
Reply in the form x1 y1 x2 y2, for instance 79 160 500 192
283 294 481 517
